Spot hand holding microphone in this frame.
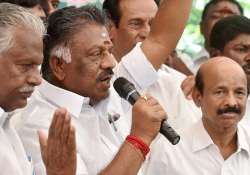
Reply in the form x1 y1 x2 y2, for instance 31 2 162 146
114 77 180 145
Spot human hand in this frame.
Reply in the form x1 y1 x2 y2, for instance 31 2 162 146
130 95 166 145
38 108 76 175
181 75 195 100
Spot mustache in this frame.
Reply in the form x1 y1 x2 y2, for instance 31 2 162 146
242 63 250 71
97 69 114 81
217 106 241 115
18 86 35 93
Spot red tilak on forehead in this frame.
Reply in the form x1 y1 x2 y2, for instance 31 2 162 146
217 6 235 14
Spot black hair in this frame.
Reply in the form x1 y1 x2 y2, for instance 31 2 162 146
103 0 160 27
210 15 250 51
201 0 243 21
195 68 204 94
42 5 108 80
0 0 40 8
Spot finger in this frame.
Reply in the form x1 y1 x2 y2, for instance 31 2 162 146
61 111 71 144
48 109 59 139
67 125 76 150
152 104 165 112
38 130 48 163
53 108 67 140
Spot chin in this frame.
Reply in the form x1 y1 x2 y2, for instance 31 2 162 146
15 99 28 110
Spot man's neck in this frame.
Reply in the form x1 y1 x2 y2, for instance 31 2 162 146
202 118 238 160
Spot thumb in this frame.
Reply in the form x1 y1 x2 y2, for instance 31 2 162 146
38 129 48 164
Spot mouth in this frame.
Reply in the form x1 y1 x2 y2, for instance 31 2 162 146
220 112 239 119
20 91 34 98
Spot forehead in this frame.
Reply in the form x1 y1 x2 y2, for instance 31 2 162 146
70 23 111 51
226 34 250 46
207 1 241 16
119 0 158 20
3 26 43 64
202 63 247 90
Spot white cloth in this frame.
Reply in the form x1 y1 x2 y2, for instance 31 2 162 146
160 64 186 84
192 48 210 73
115 43 201 130
240 97 250 127
16 43 200 175
143 119 250 175
16 43 158 175
0 107 33 175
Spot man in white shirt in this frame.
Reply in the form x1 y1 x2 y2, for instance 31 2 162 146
0 3 76 175
209 15 250 127
17 1 194 174
192 0 243 73
144 57 250 175
103 0 200 129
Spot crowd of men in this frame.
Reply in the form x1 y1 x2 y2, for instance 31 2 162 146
0 0 250 175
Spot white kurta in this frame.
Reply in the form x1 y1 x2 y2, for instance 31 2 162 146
15 43 200 175
0 107 33 175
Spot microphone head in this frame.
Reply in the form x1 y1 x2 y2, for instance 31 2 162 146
113 77 136 99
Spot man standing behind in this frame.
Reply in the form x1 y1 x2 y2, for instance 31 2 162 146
103 0 200 129
192 0 243 73
144 57 250 174
209 15 250 126
0 3 76 175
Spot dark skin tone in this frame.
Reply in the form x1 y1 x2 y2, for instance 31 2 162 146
192 57 247 159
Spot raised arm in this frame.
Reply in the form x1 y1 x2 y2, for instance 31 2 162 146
142 0 193 69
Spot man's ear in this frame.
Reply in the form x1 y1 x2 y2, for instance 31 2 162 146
209 48 222 57
49 56 67 81
192 87 202 107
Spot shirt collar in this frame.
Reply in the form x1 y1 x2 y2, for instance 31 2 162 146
38 79 89 118
192 119 250 156
0 107 8 127
0 107 4 117
191 119 214 153
236 124 250 155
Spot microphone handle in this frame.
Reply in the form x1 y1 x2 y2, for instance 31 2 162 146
128 92 180 145
160 119 180 145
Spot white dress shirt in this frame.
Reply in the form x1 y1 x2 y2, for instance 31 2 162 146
192 48 210 73
16 43 200 175
114 43 201 130
240 97 250 127
0 107 33 175
143 119 250 175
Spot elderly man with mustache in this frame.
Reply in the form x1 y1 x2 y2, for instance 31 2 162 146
144 57 250 175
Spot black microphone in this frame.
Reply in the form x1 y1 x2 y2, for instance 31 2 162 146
113 77 180 145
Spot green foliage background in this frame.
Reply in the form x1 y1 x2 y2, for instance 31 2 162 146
179 0 250 57
59 0 250 57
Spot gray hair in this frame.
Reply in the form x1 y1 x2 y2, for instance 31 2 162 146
51 45 72 63
0 3 45 54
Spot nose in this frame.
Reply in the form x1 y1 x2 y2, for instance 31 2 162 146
244 52 250 62
101 52 116 70
138 23 150 41
225 92 237 108
27 67 42 86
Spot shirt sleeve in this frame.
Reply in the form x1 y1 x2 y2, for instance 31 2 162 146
114 43 158 91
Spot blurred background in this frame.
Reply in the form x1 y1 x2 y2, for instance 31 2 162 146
58 0 250 58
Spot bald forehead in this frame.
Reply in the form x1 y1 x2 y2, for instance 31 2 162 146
200 57 247 82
